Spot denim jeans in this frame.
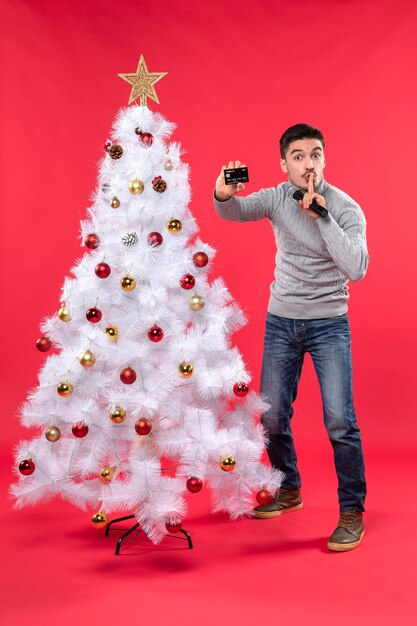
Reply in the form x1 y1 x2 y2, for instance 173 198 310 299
260 312 366 511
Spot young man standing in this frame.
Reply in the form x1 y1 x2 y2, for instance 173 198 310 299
213 124 368 551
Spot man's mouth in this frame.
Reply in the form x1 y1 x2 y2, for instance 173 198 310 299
303 173 315 180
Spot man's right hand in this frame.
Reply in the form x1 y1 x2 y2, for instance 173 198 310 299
215 160 246 201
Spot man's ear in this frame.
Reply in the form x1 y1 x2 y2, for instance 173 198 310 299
323 156 326 170
280 158 288 173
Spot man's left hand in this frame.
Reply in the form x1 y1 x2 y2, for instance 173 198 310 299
298 173 326 221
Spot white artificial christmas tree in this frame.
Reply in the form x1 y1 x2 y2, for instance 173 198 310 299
12 57 283 545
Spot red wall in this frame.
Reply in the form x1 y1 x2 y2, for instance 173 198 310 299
1 0 416 451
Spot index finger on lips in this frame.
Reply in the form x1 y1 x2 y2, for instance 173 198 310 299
308 173 314 194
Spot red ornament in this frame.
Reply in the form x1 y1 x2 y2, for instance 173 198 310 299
233 382 249 397
95 262 111 279
72 422 89 438
256 489 273 506
180 274 195 290
147 232 163 247
104 140 111 152
165 519 182 534
139 132 154 147
135 418 152 435
36 336 52 352
148 325 164 342
186 477 203 493
84 233 100 249
19 459 35 475
86 307 102 323
120 367 136 384
193 252 209 268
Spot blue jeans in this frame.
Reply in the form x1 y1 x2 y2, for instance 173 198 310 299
260 312 366 511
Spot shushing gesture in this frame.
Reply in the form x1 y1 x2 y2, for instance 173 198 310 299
215 160 247 201
297 173 327 221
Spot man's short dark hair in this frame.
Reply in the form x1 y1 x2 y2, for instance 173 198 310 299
279 123 325 159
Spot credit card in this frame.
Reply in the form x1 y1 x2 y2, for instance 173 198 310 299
224 167 249 185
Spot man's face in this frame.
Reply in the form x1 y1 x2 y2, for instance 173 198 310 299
280 138 325 190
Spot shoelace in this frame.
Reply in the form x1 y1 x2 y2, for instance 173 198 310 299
338 510 358 528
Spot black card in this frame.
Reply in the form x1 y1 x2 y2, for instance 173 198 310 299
224 166 249 185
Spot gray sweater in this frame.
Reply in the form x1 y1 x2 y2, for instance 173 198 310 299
213 179 369 319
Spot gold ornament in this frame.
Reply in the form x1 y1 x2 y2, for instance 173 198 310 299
167 218 182 233
128 179 144 195
120 275 137 291
79 350 96 368
164 158 174 171
220 456 236 472
58 305 71 322
57 381 73 397
99 467 115 483
109 406 126 423
104 326 119 342
178 362 193 378
45 426 61 442
118 54 168 106
110 197 120 208
91 512 108 529
189 294 205 311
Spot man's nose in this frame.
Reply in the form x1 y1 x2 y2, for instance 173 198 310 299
306 157 314 169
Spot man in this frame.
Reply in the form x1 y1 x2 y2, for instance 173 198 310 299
213 123 368 552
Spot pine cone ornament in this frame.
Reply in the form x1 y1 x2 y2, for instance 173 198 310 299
122 232 138 246
108 144 123 159
152 176 167 192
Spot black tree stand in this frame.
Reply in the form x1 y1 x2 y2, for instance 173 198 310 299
105 514 193 555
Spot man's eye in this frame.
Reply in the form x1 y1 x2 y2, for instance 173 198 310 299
294 155 302 161
312 153 321 159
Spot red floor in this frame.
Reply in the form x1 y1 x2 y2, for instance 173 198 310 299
1 442 415 626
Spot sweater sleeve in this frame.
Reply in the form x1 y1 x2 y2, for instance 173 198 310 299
213 187 277 222
316 203 369 282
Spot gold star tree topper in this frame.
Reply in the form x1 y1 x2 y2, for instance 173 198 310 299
118 55 168 106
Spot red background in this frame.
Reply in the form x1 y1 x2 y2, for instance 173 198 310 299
1 1 416 624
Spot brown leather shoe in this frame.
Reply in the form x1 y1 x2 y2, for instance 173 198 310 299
253 488 303 519
327 510 365 551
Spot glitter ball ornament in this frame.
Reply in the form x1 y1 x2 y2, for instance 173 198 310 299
19 459 35 475
193 251 209 268
135 418 152 435
186 477 203 493
95 262 111 278
129 179 144 194
139 132 154 147
108 144 123 159
79 350 96 368
86 307 102 323
134 126 142 135
120 275 137 291
110 197 120 208
220 456 236 472
100 467 115 483
36 336 51 352
148 325 164 342
72 422 89 438
164 158 174 171
152 176 167 192
91 512 108 529
167 218 182 233
84 233 100 249
165 519 182 534
109 406 126 424
189 294 205 311
147 231 163 247
120 367 136 384
104 326 119 342
180 274 195 290
58 305 71 322
57 381 73 397
178 362 193 378
233 382 249 397
45 426 61 442
122 232 138 246
256 489 273 506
